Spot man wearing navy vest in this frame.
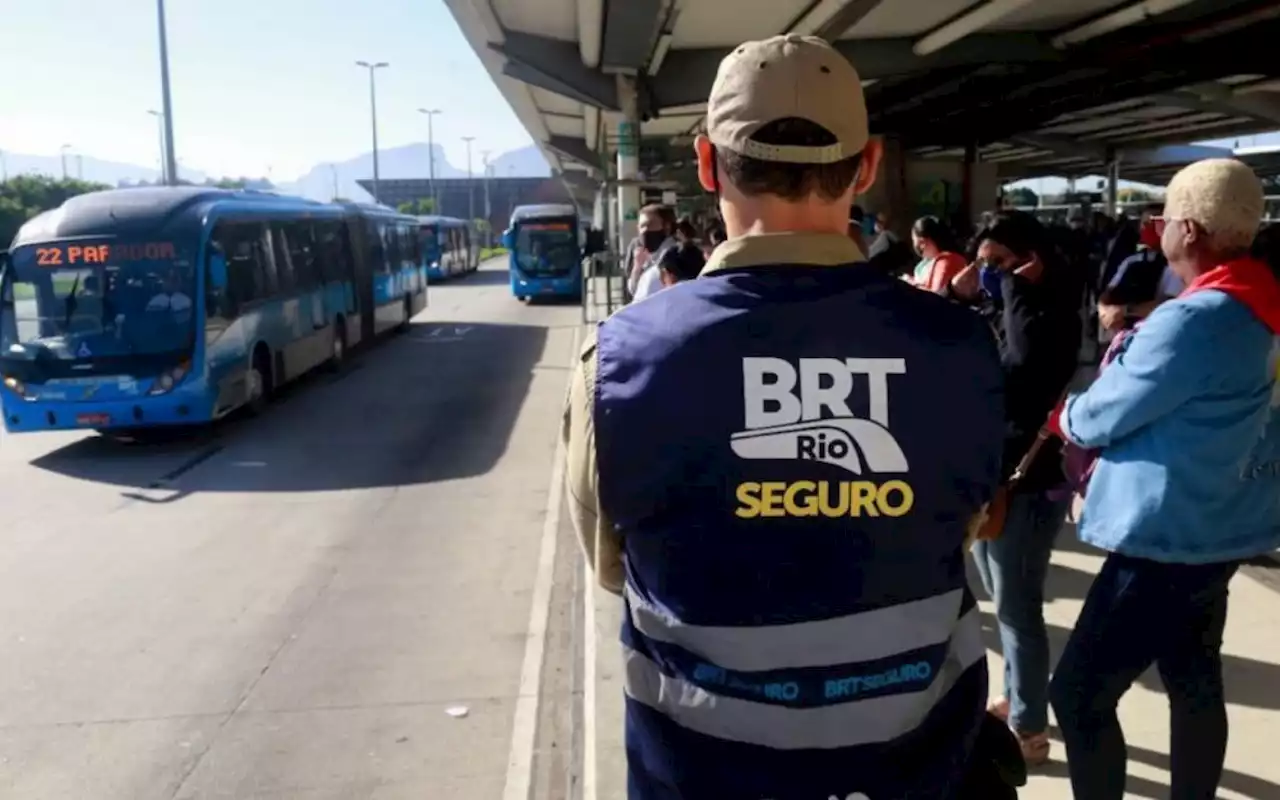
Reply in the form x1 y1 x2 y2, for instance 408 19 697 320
563 34 1007 800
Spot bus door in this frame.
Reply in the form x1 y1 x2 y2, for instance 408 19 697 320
346 218 377 343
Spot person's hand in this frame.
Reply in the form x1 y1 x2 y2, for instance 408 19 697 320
1013 252 1044 280
1098 303 1127 331
951 264 980 300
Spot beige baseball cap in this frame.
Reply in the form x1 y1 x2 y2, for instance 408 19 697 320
705 34 869 165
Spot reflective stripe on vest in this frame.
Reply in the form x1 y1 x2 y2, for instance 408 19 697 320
622 605 984 751
625 584 965 672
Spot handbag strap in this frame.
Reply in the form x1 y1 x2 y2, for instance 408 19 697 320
1009 386 1072 483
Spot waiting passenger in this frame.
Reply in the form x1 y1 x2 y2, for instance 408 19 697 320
949 211 1081 767
655 241 705 288
1050 159 1280 800
563 34 1016 799
910 215 966 294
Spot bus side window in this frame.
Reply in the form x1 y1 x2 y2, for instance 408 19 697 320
256 224 281 298
385 223 401 274
366 220 386 274
268 223 296 296
282 221 318 291
214 221 264 312
314 221 338 285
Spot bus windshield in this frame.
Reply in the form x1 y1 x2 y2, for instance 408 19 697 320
515 221 578 276
1 240 196 379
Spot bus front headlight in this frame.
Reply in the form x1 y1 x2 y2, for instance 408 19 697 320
147 361 190 396
2 375 28 398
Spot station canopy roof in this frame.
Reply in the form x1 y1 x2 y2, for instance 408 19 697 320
445 0 1280 187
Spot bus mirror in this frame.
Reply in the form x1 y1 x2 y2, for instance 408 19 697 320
501 229 515 250
209 253 228 290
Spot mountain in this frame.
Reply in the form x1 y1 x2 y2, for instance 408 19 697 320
0 142 552 202
277 143 552 202
0 151 207 186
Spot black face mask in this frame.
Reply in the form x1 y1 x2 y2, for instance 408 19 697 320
641 230 667 252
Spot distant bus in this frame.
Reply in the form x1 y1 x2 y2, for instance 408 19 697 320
419 215 479 281
502 203 582 301
0 187 426 434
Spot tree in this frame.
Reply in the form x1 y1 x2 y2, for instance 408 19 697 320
0 175 110 248
396 197 435 215
1003 186 1039 208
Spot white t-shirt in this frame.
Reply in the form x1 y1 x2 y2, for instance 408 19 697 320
631 264 664 302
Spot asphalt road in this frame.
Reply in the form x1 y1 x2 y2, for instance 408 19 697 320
0 261 587 800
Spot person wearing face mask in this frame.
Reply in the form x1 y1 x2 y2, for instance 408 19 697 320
911 216 967 295
949 210 1082 767
1096 205 1178 333
629 205 680 302
625 204 678 301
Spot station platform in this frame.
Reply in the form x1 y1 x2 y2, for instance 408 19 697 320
583 507 1280 799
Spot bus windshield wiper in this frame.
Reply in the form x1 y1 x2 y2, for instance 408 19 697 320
61 274 81 332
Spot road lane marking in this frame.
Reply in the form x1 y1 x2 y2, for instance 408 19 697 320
503 326 577 800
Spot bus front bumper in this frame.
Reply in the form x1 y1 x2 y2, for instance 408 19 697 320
1 394 215 432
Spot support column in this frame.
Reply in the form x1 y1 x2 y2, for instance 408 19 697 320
962 142 978 226
878 136 911 239
593 183 607 231
1105 150 1120 216
616 75 641 256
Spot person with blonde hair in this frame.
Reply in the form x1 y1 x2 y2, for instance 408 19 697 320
1050 158 1280 800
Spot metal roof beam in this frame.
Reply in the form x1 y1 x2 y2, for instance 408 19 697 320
1121 143 1235 167
492 31 619 110
787 0 887 40
650 33 1059 109
1157 81 1280 126
546 136 601 168
600 0 666 74
1011 133 1106 160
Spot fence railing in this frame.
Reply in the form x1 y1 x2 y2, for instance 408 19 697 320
581 251 629 324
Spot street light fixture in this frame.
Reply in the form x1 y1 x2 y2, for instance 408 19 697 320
147 109 167 184
462 136 476 224
155 0 179 185
356 60 390 204
417 108 442 213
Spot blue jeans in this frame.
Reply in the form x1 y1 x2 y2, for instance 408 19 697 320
970 490 1068 734
1050 552 1238 800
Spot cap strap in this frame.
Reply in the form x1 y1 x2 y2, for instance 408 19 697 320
737 140 850 165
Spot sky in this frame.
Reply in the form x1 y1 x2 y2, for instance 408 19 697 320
0 0 534 181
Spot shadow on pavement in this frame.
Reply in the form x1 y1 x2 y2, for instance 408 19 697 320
28 320 550 495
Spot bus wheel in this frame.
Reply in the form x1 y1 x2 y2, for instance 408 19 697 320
246 346 274 415
399 295 413 331
327 319 347 372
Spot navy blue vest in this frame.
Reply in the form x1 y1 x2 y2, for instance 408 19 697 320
594 264 1005 800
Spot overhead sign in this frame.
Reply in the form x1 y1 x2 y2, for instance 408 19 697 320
30 241 177 267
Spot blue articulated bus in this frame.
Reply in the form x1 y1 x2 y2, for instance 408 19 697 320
419 215 479 281
0 187 426 434
502 203 582 301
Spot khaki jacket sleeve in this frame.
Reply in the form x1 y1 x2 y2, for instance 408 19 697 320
562 329 625 595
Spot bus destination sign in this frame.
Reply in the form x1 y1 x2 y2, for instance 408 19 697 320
31 241 178 268
522 223 571 232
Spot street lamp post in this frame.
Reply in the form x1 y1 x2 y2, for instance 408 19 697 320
155 0 179 185
355 60 389 204
76 155 84 181
417 108 442 213
462 136 475 224
481 150 492 247
146 110 167 184
60 145 72 180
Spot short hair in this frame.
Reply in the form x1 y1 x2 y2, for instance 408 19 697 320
1165 159 1264 252
639 204 677 230
975 210 1050 261
716 118 861 203
675 217 699 242
658 241 706 282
